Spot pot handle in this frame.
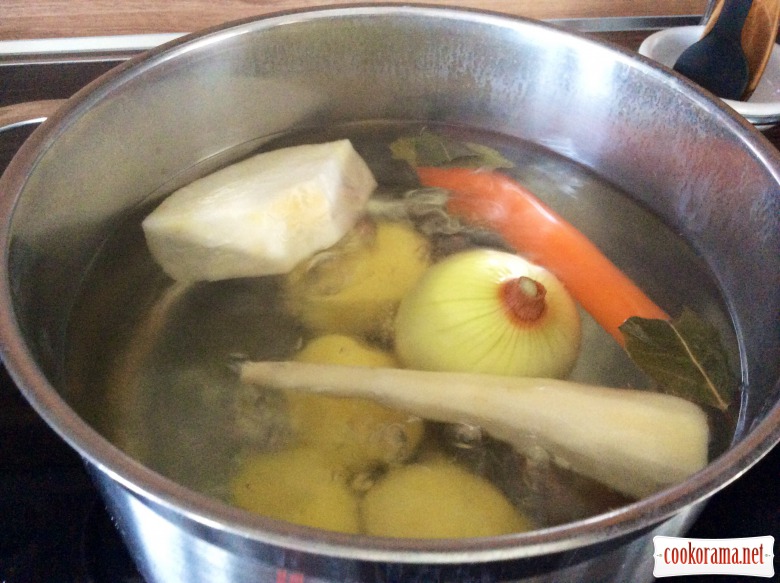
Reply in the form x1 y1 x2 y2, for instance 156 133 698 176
0 99 67 131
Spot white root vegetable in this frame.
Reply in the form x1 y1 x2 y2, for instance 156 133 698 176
240 361 710 500
142 139 377 282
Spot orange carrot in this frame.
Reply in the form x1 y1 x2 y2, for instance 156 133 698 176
415 166 669 345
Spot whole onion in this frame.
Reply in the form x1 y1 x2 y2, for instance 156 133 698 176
394 249 581 378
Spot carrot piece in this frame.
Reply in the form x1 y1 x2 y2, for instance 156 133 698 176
415 166 669 345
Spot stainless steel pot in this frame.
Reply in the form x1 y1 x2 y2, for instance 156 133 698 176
1 6 778 583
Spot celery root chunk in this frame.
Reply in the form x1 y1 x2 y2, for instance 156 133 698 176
240 361 710 499
142 139 376 282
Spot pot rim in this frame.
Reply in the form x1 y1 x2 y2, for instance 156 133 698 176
1 3 779 565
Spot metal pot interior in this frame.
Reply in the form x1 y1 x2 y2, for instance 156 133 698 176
0 5 778 565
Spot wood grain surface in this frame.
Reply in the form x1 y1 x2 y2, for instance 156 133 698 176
0 0 707 40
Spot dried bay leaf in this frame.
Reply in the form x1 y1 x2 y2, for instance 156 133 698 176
620 308 736 410
390 131 514 169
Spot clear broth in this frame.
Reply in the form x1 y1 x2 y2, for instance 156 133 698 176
65 122 739 529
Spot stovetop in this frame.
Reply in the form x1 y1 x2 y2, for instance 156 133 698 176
0 365 143 582
1 29 778 583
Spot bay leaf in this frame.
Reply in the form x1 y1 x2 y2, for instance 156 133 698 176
390 131 514 169
619 308 736 410
462 142 515 169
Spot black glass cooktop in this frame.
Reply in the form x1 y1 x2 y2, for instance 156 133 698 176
0 45 777 583
0 364 143 582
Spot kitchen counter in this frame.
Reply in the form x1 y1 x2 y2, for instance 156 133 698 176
1 0 707 40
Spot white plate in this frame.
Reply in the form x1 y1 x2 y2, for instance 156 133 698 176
639 26 780 127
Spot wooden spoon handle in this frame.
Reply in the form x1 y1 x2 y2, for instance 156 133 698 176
703 0 780 98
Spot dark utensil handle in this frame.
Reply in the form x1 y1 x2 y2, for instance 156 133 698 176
709 0 754 37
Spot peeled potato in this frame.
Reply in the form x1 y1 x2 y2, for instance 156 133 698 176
287 334 424 471
230 447 360 534
361 458 532 539
295 333 398 367
284 220 431 339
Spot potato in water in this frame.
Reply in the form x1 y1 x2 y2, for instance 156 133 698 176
284 220 431 340
231 447 360 534
287 334 424 473
362 457 533 538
